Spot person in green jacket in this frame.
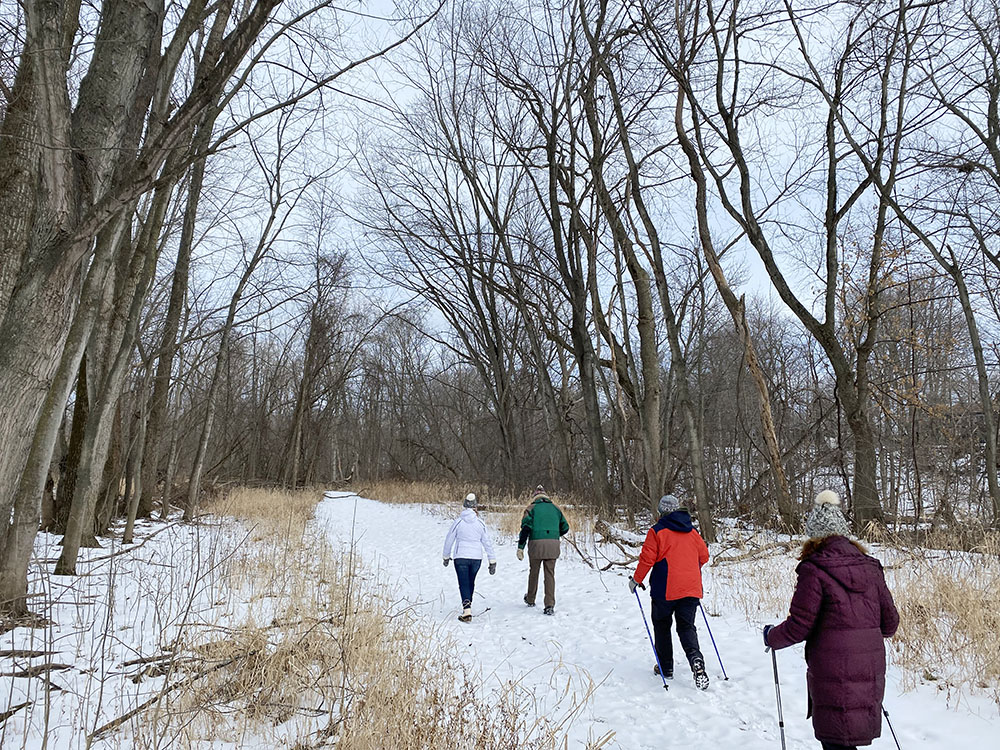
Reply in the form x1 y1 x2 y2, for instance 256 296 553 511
516 485 569 615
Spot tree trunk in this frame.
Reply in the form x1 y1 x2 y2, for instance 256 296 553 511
579 0 664 507
93 412 124 539
123 391 149 544
11 258 112 588
672 88 796 530
837 380 884 529
943 249 1000 526
186 183 284 516
137 126 214 517
55 200 163 574
53 358 89 534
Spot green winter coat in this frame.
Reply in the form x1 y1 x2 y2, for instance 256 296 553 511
517 497 569 549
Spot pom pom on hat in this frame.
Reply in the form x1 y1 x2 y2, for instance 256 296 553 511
531 485 548 500
804 490 851 538
815 489 841 506
463 493 477 509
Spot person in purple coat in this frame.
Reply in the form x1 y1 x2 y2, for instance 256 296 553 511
763 490 899 750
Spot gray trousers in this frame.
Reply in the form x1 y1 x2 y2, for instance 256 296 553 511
526 557 557 608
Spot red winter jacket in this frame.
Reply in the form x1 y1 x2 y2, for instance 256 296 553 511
632 511 709 600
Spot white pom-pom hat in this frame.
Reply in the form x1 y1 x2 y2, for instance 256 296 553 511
804 490 851 538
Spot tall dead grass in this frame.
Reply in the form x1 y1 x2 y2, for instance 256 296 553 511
130 487 600 749
704 531 799 621
358 479 595 546
708 526 1000 705
878 532 1000 703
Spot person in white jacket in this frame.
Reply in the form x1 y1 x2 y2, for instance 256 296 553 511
443 493 497 622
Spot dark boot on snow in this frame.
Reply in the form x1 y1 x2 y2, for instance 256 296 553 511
691 657 709 690
524 594 535 607
654 664 673 679
543 606 554 616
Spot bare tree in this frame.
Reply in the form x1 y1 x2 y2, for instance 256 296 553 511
185 113 321 519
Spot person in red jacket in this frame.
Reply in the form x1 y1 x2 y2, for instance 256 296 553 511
630 494 711 690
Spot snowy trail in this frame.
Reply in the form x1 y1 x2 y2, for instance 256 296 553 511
316 492 997 749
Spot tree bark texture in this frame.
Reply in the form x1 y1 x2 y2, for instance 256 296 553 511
0 0 282 610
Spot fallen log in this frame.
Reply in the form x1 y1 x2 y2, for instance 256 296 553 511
0 701 30 725
0 663 73 678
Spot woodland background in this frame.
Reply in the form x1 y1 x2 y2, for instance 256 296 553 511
2 0 1000 622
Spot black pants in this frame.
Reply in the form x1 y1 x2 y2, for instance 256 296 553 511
821 744 857 750
650 596 703 672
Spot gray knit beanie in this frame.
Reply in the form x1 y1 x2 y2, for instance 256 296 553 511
463 493 477 509
804 490 851 538
658 494 681 516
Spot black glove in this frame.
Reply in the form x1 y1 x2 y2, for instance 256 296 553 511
763 624 773 649
628 578 645 594
443 558 450 567
488 562 496 575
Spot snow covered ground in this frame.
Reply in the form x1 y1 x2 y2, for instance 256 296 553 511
0 516 282 750
2 491 997 748
315 492 998 749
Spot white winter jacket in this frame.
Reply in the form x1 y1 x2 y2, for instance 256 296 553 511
443 509 496 562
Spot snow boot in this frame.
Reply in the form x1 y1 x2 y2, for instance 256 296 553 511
524 594 535 607
458 601 472 623
691 657 709 690
654 664 673 679
543 606 555 616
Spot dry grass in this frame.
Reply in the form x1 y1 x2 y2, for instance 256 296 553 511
704 530 799 622
129 487 602 749
878 532 1000 703
205 485 319 533
707 525 1000 705
347 478 461 506
357 479 596 546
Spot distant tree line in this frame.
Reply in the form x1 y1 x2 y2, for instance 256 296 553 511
1 0 998 621
352 0 1000 538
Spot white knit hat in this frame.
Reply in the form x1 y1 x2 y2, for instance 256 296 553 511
804 490 851 538
463 493 477 509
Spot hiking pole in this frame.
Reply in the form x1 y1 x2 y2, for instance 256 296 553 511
769 646 787 750
634 589 669 692
699 603 729 680
882 704 902 750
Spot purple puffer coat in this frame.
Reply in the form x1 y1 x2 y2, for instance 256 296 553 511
767 536 899 746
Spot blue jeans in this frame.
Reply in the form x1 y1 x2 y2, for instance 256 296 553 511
453 558 481 606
